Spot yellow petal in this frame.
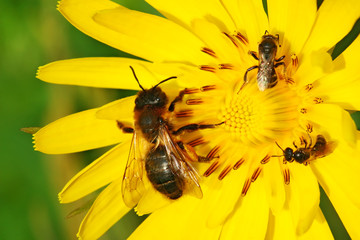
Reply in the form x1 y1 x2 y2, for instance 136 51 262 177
58 0 208 63
318 83 360 110
336 33 360 72
267 0 317 56
302 0 360 55
263 158 286 214
311 147 360 239
221 0 269 50
311 36 360 110
311 144 360 208
191 19 241 65
37 58 172 89
288 164 319 235
294 48 333 87
95 96 135 121
135 185 172 216
145 0 236 32
92 6 213 64
205 158 250 227
77 178 132 240
59 142 130 203
298 209 333 240
129 192 221 240
304 104 357 147
265 209 297 240
220 179 269 240
34 108 128 154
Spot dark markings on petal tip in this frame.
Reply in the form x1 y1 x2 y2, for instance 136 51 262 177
261 155 271 164
187 137 207 147
218 165 232 180
251 167 262 182
176 110 194 118
201 85 217 91
241 178 251 196
186 98 204 105
206 145 221 159
223 32 239 48
200 65 217 73
201 47 217 58
283 168 290 185
204 160 220 177
233 158 245 170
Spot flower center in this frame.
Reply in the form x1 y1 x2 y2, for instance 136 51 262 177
220 81 300 145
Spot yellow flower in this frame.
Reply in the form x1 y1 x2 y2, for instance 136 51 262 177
32 0 360 239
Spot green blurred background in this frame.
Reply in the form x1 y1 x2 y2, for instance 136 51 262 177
0 0 359 239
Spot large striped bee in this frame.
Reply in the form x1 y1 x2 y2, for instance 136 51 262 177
118 66 221 207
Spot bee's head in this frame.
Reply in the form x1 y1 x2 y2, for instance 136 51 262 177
130 66 176 110
135 87 168 110
283 147 294 161
259 34 278 57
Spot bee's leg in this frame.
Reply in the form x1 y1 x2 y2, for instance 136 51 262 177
177 141 210 162
168 90 185 112
303 138 308 148
116 120 134 133
239 65 258 92
275 55 285 62
307 131 313 148
249 51 259 60
172 122 224 135
274 61 286 81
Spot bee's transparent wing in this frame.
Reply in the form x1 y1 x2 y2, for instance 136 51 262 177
122 131 146 208
159 126 203 199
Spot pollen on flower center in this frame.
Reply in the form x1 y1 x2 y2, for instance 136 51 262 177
222 94 256 134
220 82 300 145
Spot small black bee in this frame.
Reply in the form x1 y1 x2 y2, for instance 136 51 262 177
239 30 286 92
274 134 336 165
118 66 221 207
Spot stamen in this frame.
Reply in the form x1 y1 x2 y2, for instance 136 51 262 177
186 99 204 105
251 167 262 182
206 145 221 159
200 65 217 73
223 32 238 48
313 97 323 104
283 167 290 184
176 110 194 118
184 88 201 94
233 158 245 170
286 78 295 84
219 63 234 70
306 123 313 133
201 47 217 58
204 160 220 177
300 108 307 114
241 179 251 196
235 32 249 45
261 155 271 164
218 165 232 180
305 84 313 91
201 85 217 91
187 137 206 147
291 54 299 69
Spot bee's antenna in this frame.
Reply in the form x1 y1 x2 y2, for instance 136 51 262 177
274 141 285 152
130 66 145 91
153 76 177 88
